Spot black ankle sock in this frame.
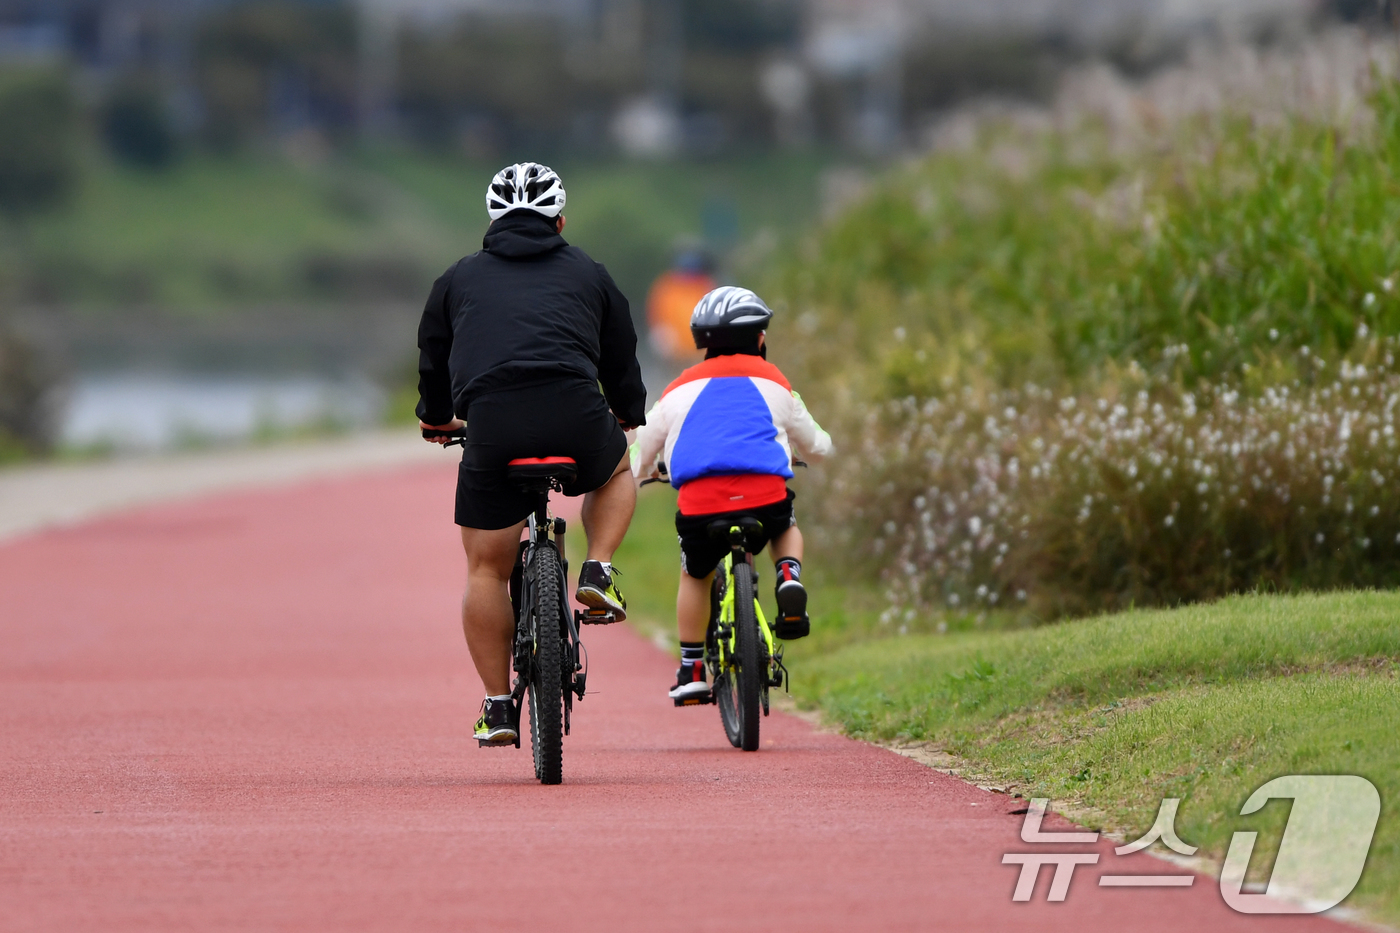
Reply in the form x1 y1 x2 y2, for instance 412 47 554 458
679 641 704 663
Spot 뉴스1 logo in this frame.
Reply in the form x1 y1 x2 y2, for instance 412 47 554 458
1002 774 1381 913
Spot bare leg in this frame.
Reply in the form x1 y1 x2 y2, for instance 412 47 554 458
676 569 714 643
581 453 635 562
770 524 804 564
459 522 526 696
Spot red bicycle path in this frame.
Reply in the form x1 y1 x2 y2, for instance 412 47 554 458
0 462 1352 932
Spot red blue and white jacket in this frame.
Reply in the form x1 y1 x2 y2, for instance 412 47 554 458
632 354 833 516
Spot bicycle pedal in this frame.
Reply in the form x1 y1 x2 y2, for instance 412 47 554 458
673 694 713 707
577 608 617 625
476 738 518 748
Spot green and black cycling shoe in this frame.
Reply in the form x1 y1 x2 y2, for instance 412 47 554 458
774 560 809 640
474 696 519 746
575 560 627 622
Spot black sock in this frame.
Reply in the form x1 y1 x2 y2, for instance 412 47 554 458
679 641 704 664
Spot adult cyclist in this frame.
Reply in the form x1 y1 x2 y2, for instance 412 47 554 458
417 163 645 746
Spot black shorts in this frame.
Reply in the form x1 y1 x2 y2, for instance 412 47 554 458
455 378 627 530
675 489 796 579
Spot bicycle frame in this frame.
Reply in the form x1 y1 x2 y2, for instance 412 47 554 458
713 549 777 676
707 529 788 712
509 489 586 744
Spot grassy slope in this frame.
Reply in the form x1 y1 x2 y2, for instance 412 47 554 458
23 153 471 309
19 149 831 312
787 592 1399 922
763 82 1400 413
361 151 833 305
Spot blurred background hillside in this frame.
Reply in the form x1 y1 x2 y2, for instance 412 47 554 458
0 0 1388 459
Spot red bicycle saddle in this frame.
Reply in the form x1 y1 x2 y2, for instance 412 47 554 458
506 457 579 487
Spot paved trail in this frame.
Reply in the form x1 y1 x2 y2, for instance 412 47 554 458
0 464 1349 931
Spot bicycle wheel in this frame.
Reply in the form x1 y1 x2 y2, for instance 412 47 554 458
528 544 565 784
717 561 762 751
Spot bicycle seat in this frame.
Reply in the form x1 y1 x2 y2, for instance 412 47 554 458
507 457 578 491
707 515 766 552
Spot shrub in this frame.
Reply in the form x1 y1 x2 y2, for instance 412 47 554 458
765 34 1400 408
101 80 179 170
0 320 60 457
820 338 1400 624
0 66 77 218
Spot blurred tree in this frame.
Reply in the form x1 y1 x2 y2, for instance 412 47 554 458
0 67 77 219
397 14 573 152
0 318 60 458
101 78 180 170
683 0 799 51
195 0 357 150
680 0 801 149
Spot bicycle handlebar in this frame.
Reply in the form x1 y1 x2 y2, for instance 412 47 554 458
422 427 468 447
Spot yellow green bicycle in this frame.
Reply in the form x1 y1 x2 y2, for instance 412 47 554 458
696 516 788 751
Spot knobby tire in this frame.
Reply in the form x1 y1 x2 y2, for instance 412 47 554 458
718 561 763 752
528 544 565 784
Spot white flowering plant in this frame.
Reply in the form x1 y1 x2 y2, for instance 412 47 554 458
812 340 1400 624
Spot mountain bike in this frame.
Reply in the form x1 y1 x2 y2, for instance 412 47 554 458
425 428 616 784
699 516 788 751
642 462 791 751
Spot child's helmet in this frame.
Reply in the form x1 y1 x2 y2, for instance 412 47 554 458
486 162 566 220
690 286 773 350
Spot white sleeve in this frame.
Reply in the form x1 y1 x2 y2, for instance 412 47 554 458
631 399 670 480
785 390 833 463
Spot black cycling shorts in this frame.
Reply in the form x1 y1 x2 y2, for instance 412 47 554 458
675 489 796 579
455 378 627 530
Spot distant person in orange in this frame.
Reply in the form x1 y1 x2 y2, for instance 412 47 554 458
646 248 715 362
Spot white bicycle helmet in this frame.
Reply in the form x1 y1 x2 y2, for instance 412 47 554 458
485 162 566 221
690 286 773 350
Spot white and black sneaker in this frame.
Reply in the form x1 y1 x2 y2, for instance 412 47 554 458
668 660 711 705
774 559 809 640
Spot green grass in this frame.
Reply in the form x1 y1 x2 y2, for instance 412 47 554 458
20 151 469 309
786 591 1400 923
13 147 832 312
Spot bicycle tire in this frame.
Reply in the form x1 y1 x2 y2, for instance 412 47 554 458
528 544 565 784
714 569 741 747
726 561 763 751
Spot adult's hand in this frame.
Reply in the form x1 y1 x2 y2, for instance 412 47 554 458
420 419 465 444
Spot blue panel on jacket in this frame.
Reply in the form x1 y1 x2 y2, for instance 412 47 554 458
669 377 794 487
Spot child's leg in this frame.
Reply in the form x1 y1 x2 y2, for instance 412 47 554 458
771 524 809 639
671 568 715 699
771 524 803 564
676 568 713 644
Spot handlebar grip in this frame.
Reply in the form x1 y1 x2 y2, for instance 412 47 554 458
422 427 468 448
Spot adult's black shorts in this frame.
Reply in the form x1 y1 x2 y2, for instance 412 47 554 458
455 378 627 530
675 489 796 579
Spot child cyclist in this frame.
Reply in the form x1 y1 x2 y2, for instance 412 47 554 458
632 286 833 702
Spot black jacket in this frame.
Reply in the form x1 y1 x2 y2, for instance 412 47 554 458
415 211 647 428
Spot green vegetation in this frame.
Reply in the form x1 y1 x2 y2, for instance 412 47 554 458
785 591 1400 922
763 73 1400 619
768 82 1400 405
0 66 77 219
9 149 828 311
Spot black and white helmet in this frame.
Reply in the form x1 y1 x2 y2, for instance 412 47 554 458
485 162 566 221
690 286 773 350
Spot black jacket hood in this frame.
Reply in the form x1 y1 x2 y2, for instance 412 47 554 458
482 210 566 259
